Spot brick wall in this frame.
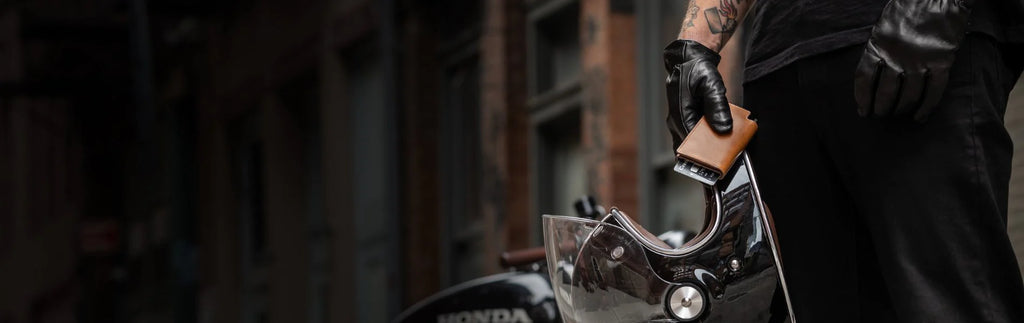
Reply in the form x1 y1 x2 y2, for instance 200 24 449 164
580 0 639 216
479 0 530 260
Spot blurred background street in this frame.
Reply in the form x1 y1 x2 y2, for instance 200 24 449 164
0 0 1022 322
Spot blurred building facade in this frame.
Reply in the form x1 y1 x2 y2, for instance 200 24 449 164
0 0 1023 322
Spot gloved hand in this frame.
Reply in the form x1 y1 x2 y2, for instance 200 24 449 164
854 0 974 122
664 40 732 149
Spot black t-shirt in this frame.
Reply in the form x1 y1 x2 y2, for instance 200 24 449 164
744 0 1024 82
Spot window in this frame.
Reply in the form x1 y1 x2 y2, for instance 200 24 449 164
278 73 329 323
433 0 486 287
530 1 581 95
528 0 585 242
652 167 708 232
25 101 70 232
344 47 400 323
230 110 267 323
535 109 585 217
233 119 266 265
439 51 483 285
0 104 9 256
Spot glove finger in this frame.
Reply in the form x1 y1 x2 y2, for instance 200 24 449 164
892 71 925 117
871 62 901 117
680 98 703 135
679 63 703 133
693 61 731 133
853 52 883 117
679 71 704 134
703 93 732 133
665 66 687 148
915 68 951 123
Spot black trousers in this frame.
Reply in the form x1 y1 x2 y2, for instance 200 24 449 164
746 35 1024 322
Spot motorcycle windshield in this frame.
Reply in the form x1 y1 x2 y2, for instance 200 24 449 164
542 215 674 323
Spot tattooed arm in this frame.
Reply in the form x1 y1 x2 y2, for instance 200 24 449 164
677 0 756 52
663 0 757 138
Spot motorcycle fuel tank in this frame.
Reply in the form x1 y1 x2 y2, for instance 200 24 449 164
393 270 560 323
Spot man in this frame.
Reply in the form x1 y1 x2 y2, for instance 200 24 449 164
665 0 1024 321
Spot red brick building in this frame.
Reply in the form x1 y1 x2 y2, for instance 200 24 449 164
0 0 1023 322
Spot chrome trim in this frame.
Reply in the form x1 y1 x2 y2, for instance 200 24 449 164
742 152 797 322
544 151 795 322
610 189 723 257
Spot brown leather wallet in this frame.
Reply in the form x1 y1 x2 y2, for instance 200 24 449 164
675 104 757 183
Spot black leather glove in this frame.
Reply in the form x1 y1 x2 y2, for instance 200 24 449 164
854 0 974 122
664 40 732 149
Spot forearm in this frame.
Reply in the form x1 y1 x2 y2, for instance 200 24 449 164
677 0 756 52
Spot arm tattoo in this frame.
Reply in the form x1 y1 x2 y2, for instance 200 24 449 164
704 0 741 35
681 2 700 32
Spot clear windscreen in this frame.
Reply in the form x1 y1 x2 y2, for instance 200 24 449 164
542 215 597 322
542 215 674 323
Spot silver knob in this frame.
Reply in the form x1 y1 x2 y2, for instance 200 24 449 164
668 284 705 321
610 246 624 260
729 258 742 272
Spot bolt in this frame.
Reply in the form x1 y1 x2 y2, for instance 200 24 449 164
611 246 624 260
729 259 742 272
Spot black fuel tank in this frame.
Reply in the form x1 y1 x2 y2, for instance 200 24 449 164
393 270 560 323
